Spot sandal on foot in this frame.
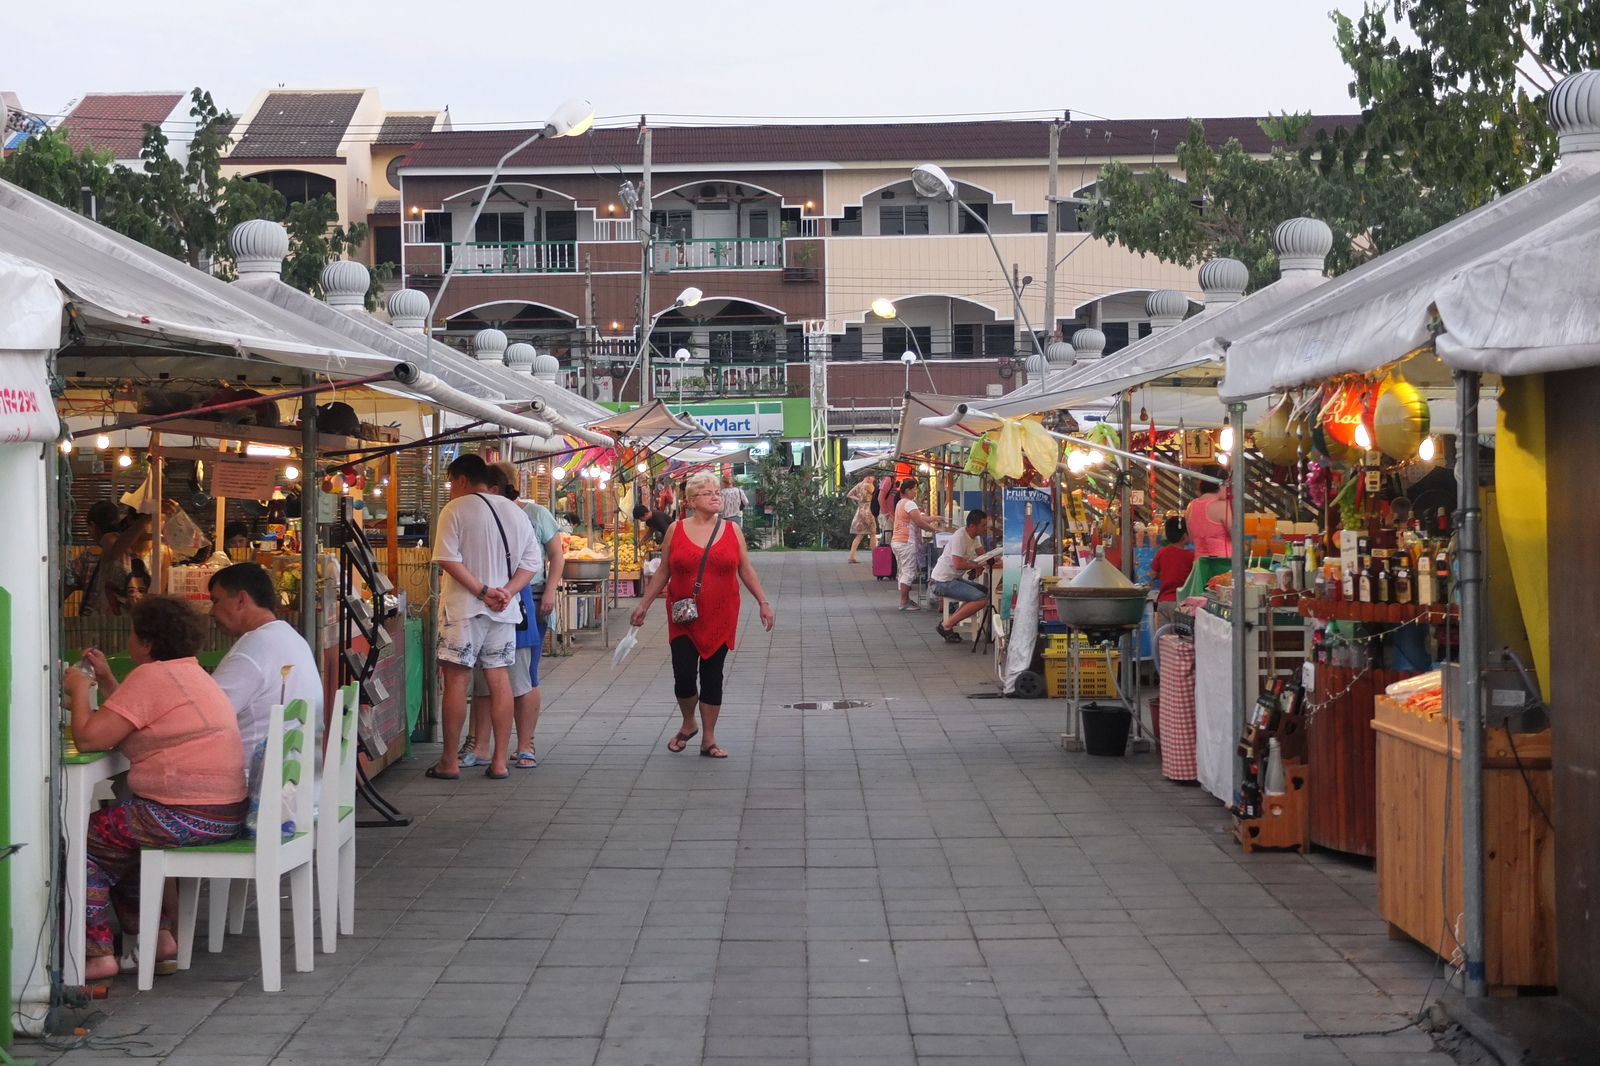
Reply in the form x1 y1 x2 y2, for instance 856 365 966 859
458 752 490 767
456 734 476 756
484 766 509 780
936 622 963 644
899 603 922 611
424 766 459 780
515 750 538 768
667 730 698 753
700 745 728 758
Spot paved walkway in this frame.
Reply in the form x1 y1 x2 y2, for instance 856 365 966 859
35 552 1449 1065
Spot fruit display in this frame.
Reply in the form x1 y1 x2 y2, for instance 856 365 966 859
562 534 611 562
606 527 641 573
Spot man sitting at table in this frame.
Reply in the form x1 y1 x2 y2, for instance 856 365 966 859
207 562 323 785
931 509 996 644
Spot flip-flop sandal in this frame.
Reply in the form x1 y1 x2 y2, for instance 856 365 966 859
700 745 728 758
514 750 538 768
458 752 490 767
424 766 459 780
667 730 698 753
484 766 509 780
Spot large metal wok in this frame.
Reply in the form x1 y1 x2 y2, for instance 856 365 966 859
1047 556 1150 628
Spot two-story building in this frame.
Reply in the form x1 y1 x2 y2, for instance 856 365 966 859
393 116 1353 426
221 88 447 273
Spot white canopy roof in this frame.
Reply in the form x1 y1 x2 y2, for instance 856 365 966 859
994 269 1329 416
1220 151 1600 399
0 253 71 443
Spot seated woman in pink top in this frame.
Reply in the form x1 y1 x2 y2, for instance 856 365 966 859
65 595 248 981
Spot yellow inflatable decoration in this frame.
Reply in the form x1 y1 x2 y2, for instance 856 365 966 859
1374 371 1430 458
1255 396 1299 465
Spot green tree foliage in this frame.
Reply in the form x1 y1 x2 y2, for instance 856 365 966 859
1 87 385 306
1085 117 1467 290
1328 0 1600 206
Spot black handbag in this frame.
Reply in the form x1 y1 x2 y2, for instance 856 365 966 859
475 494 529 631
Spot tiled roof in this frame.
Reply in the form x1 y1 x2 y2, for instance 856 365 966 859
373 199 400 215
230 91 362 159
375 114 437 145
59 92 184 159
399 116 1362 171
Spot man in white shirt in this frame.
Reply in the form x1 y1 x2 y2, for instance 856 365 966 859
207 562 324 784
930 509 996 644
430 454 542 780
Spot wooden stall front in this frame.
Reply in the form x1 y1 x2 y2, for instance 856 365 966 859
1372 695 1556 991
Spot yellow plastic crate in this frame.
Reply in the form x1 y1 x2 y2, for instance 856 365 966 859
1042 650 1120 699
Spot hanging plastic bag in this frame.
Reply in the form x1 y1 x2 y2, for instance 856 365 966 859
964 434 994 476
1019 418 1059 478
612 626 641 669
161 509 210 558
991 420 1026 481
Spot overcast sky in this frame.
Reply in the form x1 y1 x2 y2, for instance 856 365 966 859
10 0 1364 128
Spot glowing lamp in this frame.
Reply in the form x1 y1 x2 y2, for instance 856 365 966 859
117 451 133 468
59 439 72 454
94 434 111 450
283 465 300 481
1418 436 1437 462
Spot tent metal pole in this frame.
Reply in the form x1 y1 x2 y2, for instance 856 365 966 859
1455 369 1487 997
300 394 319 657
1228 400 1248 805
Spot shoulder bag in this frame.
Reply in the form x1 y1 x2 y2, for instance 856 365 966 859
474 494 529 631
669 516 721 625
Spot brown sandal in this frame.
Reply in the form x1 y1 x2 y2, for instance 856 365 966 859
667 729 698 753
700 745 728 758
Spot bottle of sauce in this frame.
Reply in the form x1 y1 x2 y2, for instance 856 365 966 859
1393 556 1412 605
1374 551 1391 604
1358 556 1373 603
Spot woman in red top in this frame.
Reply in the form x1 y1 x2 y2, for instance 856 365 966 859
1150 516 1196 625
632 471 775 758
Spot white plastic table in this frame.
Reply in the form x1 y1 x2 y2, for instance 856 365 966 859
62 749 129 987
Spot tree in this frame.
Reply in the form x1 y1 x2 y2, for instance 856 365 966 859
1327 0 1600 206
1085 117 1467 290
0 126 114 213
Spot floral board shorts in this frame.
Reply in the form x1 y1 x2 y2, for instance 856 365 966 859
437 611 517 669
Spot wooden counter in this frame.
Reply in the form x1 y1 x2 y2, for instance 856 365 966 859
1307 665 1413 856
1372 695 1556 991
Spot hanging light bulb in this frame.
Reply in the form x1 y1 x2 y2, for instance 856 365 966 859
635 462 648 474
94 433 111 451
1218 416 1235 454
918 462 932 473
1354 421 1373 451
371 486 383 497
1088 449 1105 466
283 464 300 481
59 438 73 454
1418 435 1436 462
1218 450 1231 466
553 466 566 480
117 450 134 468
1066 450 1089 476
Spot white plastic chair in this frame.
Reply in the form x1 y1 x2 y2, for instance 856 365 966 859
138 699 316 991
316 682 359 951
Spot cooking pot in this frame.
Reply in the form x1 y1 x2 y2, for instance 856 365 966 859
1046 555 1150 628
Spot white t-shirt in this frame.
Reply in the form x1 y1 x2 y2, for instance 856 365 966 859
210 619 324 761
930 528 983 584
433 492 543 622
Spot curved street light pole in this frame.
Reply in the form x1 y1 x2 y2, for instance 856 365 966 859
425 99 594 357
911 164 1047 362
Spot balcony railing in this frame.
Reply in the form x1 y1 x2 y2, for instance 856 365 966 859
592 218 636 241
402 241 579 275
652 237 783 271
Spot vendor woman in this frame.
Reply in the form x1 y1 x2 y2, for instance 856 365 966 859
1176 471 1232 601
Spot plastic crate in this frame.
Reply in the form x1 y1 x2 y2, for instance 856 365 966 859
1042 650 1120 699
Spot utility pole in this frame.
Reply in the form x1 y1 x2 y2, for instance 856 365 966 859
635 118 654 405
582 252 596 400
1012 263 1024 358
1044 120 1060 342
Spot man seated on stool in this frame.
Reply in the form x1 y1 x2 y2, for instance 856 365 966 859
931 509 996 644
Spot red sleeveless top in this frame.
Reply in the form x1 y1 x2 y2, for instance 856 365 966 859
666 521 741 658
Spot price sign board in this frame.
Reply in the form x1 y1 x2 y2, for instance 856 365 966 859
210 457 278 499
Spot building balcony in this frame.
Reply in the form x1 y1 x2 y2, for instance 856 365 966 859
651 237 784 271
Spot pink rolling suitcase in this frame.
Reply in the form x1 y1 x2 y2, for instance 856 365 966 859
872 544 896 580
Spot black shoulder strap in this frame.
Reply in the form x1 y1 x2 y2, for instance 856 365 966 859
692 516 721 597
474 493 514 582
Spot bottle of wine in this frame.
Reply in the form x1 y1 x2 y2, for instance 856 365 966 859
1264 737 1287 795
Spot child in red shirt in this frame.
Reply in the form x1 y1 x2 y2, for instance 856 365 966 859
1150 516 1195 625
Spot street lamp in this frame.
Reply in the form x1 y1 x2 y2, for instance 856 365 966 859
910 163 1046 361
427 98 594 351
674 346 692 407
870 298 897 319
620 286 702 402
900 349 918 395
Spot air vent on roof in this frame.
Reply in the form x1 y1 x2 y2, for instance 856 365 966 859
881 190 895 200
700 184 718 198
698 201 730 211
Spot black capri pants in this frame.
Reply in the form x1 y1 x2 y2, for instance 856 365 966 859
671 636 730 706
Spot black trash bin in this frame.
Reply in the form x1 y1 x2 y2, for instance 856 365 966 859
1080 703 1132 757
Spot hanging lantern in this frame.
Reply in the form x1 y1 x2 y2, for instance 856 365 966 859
1255 396 1298 465
1374 371 1431 458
